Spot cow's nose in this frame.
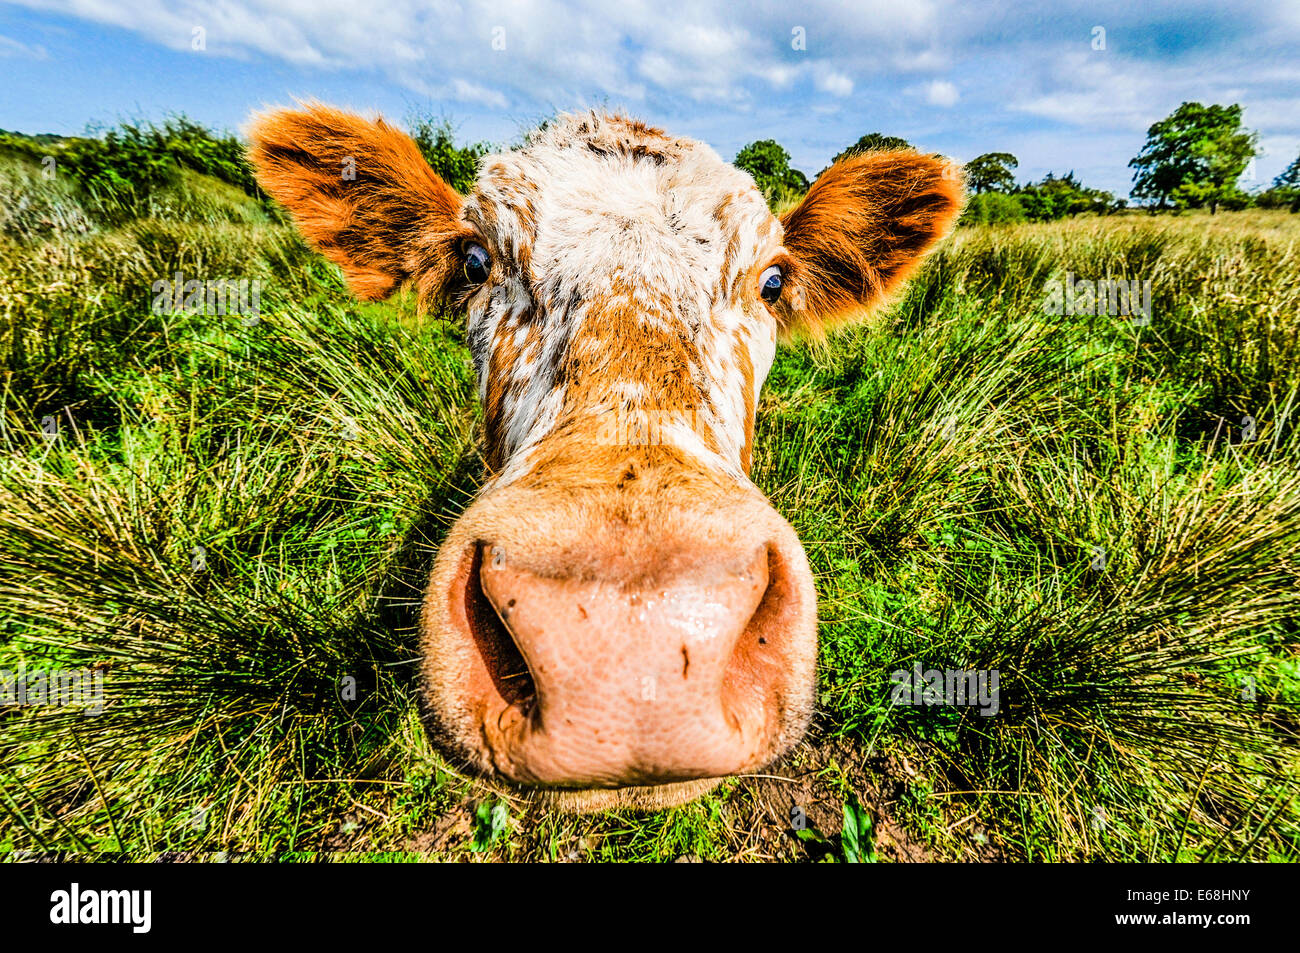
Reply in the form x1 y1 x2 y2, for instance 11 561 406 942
474 541 777 786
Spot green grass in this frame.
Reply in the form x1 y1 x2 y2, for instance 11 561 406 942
1 159 1298 861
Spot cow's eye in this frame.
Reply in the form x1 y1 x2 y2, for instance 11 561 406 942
760 265 782 303
464 244 491 283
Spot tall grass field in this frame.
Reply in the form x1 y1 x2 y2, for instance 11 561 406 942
1 132 1298 862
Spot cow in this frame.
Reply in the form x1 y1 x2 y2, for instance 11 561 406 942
247 104 963 811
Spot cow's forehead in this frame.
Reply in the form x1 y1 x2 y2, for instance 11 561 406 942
463 112 778 292
456 112 782 485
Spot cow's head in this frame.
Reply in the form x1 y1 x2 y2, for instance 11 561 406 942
248 105 963 810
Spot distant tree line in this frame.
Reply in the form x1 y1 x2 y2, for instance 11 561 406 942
733 100 1300 221
961 161 1120 224
4 103 1295 228
1 117 259 208
0 110 496 225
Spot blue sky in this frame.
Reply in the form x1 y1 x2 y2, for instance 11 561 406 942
1 1 1298 199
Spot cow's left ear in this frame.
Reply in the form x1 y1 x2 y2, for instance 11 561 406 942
776 150 964 338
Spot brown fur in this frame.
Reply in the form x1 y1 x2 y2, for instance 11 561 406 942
246 102 469 301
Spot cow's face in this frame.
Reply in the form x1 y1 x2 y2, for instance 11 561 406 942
249 105 963 810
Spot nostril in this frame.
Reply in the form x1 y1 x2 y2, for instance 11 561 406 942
460 543 536 712
720 543 791 732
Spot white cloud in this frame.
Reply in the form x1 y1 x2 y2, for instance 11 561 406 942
10 0 950 108
0 33 48 59
815 69 854 97
924 79 959 106
1008 50 1156 130
761 63 798 87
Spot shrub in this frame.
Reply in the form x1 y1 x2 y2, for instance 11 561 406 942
151 116 259 195
3 118 261 222
1256 187 1300 212
408 116 489 194
734 139 809 208
959 191 1025 225
1015 172 1116 221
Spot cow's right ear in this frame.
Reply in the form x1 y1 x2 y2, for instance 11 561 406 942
246 103 468 301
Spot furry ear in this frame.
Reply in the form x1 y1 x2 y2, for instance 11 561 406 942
246 102 468 301
776 151 965 337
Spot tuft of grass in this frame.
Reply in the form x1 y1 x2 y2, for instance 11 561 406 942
0 244 480 851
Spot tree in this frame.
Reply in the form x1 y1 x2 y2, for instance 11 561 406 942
959 192 1025 225
1258 149 1300 212
1129 102 1258 213
733 139 808 203
831 132 913 165
408 115 489 194
1277 151 1300 189
1015 172 1116 221
964 152 1019 193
